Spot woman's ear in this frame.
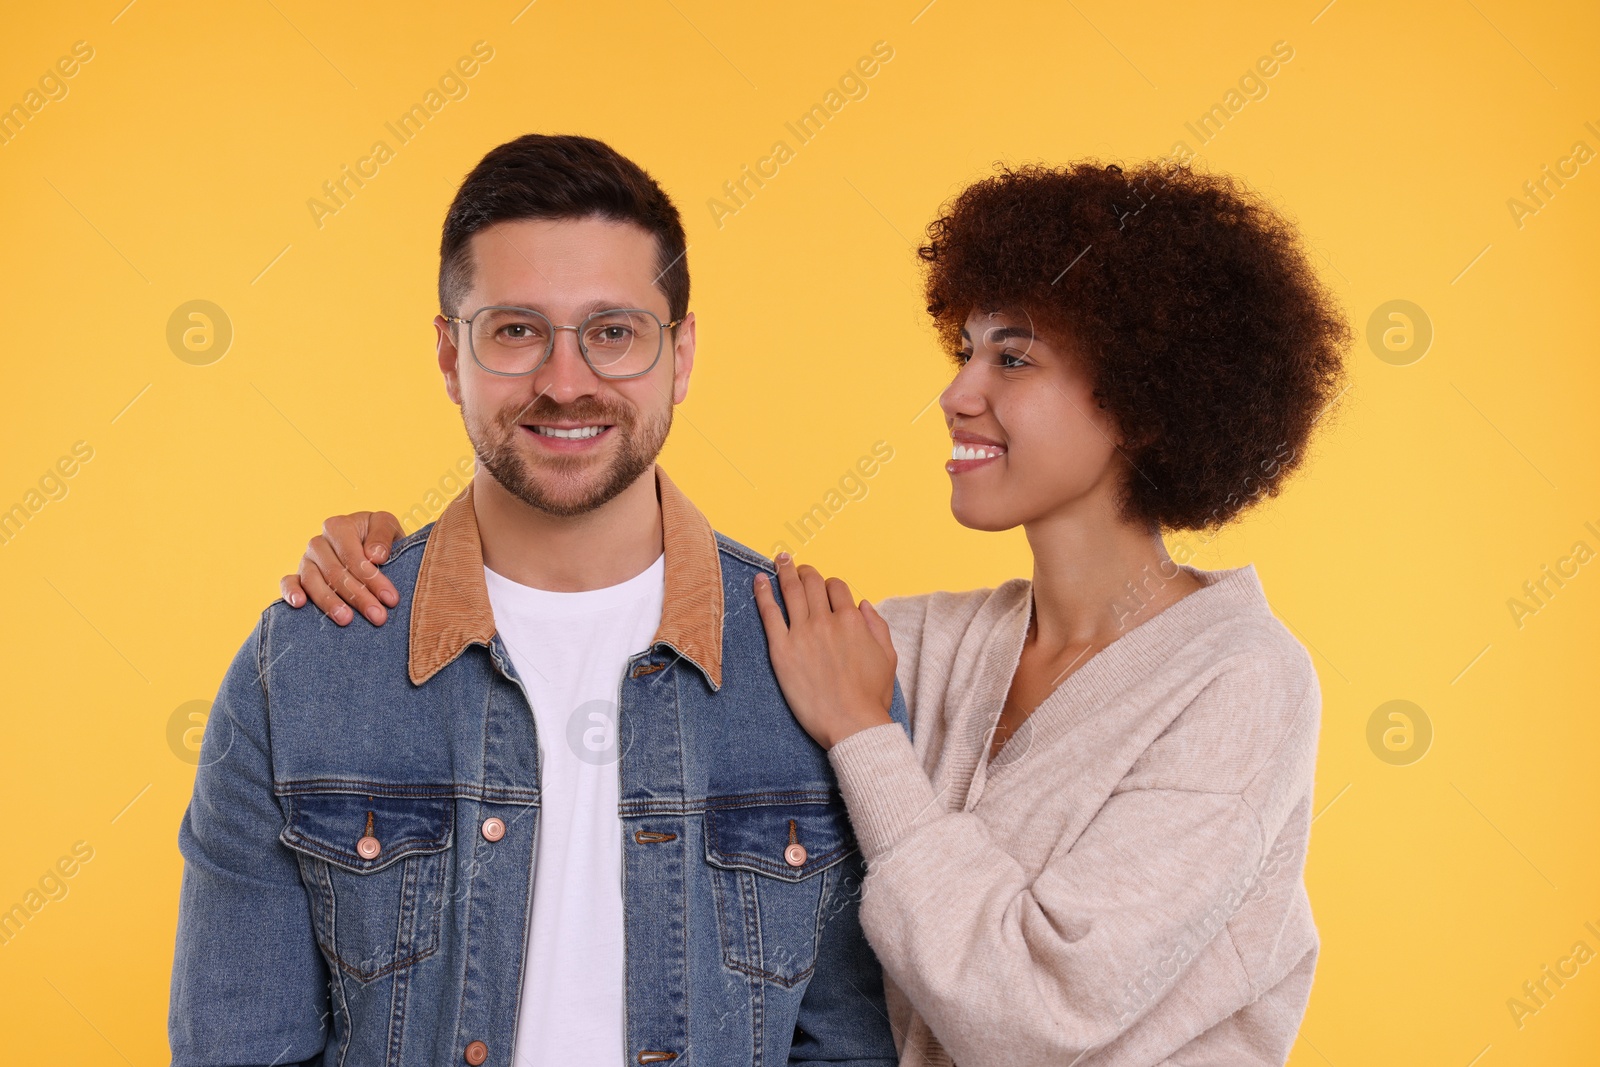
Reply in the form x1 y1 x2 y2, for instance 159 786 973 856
1095 393 1160 453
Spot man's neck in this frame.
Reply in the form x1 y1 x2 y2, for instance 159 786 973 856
473 467 664 592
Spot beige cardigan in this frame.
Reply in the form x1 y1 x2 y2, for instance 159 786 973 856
827 564 1320 1067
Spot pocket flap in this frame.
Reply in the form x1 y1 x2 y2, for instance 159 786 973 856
279 792 454 875
704 798 855 881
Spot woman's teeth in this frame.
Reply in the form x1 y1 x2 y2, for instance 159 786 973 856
531 425 606 439
951 444 1004 460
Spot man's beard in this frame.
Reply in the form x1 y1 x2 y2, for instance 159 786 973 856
465 392 672 517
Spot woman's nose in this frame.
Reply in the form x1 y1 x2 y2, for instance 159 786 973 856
939 362 985 420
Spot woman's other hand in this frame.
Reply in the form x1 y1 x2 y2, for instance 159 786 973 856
279 511 406 626
752 552 897 749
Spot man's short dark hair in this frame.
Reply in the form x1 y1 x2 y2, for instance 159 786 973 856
438 133 690 321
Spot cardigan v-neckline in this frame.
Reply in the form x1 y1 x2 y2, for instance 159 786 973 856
962 562 1271 806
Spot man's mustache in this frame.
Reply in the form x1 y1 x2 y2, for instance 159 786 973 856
502 397 634 427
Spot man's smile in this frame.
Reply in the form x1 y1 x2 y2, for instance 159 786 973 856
519 422 615 450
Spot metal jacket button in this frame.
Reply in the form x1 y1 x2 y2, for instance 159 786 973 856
784 818 806 866
356 810 381 860
481 817 506 842
464 1039 488 1064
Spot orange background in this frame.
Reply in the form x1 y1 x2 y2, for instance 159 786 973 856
1 1 1597 1063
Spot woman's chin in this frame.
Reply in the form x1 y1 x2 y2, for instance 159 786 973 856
949 494 1025 533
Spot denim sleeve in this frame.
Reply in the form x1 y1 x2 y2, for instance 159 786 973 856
169 609 331 1066
786 679 909 1066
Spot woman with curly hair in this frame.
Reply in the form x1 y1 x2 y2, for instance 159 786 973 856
285 158 1350 1066
745 159 1349 1067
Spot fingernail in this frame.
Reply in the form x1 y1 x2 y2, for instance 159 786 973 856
365 606 383 624
371 545 388 561
776 551 791 564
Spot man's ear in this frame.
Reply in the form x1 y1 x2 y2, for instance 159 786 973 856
669 311 696 405
434 314 463 405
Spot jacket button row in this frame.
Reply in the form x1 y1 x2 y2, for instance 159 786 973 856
481 817 506 842
464 1039 488 1064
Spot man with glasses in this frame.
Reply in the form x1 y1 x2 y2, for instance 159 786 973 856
168 133 903 1067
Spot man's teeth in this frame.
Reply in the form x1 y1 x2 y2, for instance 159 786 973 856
951 443 1005 461
531 425 606 439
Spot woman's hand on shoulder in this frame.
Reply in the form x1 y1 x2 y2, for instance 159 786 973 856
752 552 897 750
279 510 406 626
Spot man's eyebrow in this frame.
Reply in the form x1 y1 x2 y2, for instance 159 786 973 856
483 297 643 316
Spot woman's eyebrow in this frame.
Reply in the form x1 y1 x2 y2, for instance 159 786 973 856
964 324 1034 344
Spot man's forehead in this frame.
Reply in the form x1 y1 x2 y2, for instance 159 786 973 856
472 216 654 260
466 218 661 301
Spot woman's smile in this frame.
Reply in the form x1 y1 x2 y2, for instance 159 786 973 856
946 430 1008 474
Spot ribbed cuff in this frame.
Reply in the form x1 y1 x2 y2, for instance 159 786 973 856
828 722 943 864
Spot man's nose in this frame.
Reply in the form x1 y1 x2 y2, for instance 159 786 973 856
530 328 601 403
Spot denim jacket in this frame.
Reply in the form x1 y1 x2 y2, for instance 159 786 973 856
169 465 905 1067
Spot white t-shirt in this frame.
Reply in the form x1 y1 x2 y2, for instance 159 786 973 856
483 553 666 1067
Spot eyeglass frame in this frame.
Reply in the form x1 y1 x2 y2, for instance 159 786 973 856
441 304 686 380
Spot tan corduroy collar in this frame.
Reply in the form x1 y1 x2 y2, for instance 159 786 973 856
407 464 724 689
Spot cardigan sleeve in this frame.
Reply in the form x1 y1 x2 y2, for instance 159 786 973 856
826 677 1319 1067
870 593 930 728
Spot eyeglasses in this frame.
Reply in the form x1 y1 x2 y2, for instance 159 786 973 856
442 306 684 380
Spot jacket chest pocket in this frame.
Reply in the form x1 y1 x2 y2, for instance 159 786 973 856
703 799 855 988
279 792 455 983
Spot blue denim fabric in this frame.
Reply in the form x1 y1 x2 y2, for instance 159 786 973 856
169 514 905 1066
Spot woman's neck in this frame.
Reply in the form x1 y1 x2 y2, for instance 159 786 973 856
1022 496 1202 653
